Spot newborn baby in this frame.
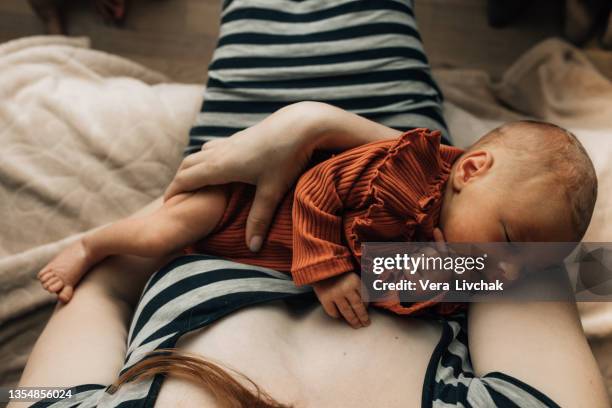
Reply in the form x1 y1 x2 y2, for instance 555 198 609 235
38 120 597 327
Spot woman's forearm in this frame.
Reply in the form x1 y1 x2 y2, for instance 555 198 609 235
164 102 405 246
292 101 403 152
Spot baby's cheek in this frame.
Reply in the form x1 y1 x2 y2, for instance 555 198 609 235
444 224 476 242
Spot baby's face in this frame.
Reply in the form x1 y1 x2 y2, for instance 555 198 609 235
440 147 575 245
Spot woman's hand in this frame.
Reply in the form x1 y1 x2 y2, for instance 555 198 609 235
164 103 323 251
164 101 401 251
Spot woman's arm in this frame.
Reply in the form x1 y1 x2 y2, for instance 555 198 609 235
164 102 402 251
299 101 403 151
10 197 173 407
468 274 609 407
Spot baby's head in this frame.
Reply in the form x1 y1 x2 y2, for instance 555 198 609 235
440 120 597 243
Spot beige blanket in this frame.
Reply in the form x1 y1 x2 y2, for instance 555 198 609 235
1 35 611 396
0 36 203 386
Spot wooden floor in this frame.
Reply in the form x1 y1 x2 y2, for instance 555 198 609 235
0 0 579 83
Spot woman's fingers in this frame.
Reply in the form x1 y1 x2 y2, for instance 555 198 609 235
201 138 221 150
164 161 222 201
179 150 206 170
246 182 286 252
164 140 232 201
164 166 200 201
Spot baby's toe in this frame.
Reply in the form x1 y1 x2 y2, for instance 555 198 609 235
42 275 59 290
47 277 65 293
41 275 54 288
38 269 54 281
58 286 74 303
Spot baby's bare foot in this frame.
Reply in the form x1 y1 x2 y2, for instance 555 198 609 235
37 240 93 303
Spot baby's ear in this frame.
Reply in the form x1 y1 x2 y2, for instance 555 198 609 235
452 150 494 190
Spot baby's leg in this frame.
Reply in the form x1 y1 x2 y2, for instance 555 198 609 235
38 186 228 302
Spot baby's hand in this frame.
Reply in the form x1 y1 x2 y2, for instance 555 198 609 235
312 273 370 329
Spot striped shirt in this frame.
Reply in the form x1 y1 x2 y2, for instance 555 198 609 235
186 0 450 156
30 255 560 407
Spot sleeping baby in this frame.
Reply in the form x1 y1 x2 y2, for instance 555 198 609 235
37 120 597 327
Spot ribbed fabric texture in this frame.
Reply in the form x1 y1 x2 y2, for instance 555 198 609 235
193 129 464 315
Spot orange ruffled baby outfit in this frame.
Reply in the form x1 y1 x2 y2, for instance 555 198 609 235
190 128 465 315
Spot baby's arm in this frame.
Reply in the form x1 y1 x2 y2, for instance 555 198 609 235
38 186 227 303
291 146 388 328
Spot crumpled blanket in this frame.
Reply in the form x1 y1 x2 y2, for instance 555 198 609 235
437 38 612 396
1 35 611 396
0 36 203 386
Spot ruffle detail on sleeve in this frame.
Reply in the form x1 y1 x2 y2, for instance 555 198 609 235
347 128 458 257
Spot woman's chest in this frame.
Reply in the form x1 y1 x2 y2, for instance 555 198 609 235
162 305 441 407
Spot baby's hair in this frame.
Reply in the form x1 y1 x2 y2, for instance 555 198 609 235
468 120 598 241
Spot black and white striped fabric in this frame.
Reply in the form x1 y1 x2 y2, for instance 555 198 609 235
186 0 451 156
423 318 561 408
31 255 559 408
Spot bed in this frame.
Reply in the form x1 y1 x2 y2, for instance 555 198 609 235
1 35 611 398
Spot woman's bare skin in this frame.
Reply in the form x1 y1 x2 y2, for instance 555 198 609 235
159 303 440 408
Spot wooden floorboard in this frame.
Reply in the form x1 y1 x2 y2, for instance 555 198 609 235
0 0 607 82
415 0 563 77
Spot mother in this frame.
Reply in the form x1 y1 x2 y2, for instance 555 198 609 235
12 1 609 407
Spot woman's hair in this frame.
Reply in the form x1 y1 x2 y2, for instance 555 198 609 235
109 348 292 408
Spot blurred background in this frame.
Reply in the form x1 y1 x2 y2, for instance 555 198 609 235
0 0 610 82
